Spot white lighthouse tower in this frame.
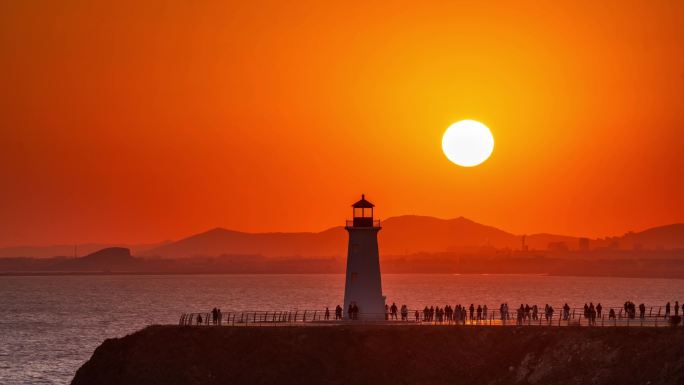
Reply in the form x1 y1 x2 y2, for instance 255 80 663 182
343 194 385 321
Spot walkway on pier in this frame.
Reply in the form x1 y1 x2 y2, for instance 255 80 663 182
179 306 682 328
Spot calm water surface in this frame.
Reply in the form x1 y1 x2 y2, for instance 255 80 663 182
2 274 684 384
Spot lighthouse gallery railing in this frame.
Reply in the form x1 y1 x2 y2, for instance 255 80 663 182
345 219 381 228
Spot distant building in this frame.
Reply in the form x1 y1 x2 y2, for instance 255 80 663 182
579 237 590 251
547 241 569 252
343 195 385 321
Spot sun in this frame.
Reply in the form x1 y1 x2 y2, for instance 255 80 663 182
441 120 494 167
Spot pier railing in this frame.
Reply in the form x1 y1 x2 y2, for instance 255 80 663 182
179 306 683 328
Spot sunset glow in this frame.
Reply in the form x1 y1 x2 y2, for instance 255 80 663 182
0 1 683 246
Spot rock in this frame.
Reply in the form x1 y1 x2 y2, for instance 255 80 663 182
72 326 684 385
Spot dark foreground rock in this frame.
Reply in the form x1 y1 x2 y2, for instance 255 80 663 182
72 325 684 385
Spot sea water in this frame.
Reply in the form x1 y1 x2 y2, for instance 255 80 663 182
2 274 684 384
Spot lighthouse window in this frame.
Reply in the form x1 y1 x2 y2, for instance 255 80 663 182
351 272 358 283
352 244 359 253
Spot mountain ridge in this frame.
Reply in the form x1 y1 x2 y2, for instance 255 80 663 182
2 216 682 259
139 216 684 259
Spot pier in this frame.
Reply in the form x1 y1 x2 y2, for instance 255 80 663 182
179 305 681 328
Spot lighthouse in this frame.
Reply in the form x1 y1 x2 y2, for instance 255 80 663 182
343 194 385 321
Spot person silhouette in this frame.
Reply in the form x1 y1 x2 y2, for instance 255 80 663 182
390 302 398 320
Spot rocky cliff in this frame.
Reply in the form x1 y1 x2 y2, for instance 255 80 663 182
72 325 684 385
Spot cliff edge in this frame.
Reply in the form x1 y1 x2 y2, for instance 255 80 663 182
72 325 684 385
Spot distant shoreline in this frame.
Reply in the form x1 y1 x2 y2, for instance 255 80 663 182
2 271 683 280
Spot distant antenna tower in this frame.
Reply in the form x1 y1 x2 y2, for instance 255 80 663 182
522 235 527 251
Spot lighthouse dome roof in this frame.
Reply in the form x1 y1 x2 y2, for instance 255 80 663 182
352 194 374 208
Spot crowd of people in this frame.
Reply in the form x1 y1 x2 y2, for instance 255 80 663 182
193 301 682 325
417 304 489 323
619 300 681 320
581 303 601 325
376 301 681 324
384 303 411 320
194 307 223 325
323 305 344 320
347 303 360 320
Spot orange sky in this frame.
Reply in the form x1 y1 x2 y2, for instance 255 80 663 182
1 1 683 247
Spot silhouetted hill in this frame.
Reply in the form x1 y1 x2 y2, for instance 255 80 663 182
378 215 519 254
79 247 135 263
618 224 684 250
3 218 683 260
0 242 169 259
56 247 139 271
141 227 346 258
139 217 684 258
140 216 527 258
